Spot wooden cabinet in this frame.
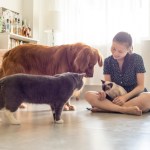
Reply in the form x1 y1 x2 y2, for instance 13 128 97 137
0 32 38 49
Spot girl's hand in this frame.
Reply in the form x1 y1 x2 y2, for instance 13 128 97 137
112 96 127 106
97 91 106 101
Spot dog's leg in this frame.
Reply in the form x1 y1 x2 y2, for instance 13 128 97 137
4 108 20 125
63 98 76 111
54 105 64 124
65 99 76 111
63 102 70 111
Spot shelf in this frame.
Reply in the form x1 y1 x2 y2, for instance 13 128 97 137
0 32 38 43
0 32 39 49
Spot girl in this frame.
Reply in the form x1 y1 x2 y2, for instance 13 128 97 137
85 32 150 116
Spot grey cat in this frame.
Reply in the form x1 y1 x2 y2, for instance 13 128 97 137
0 72 85 125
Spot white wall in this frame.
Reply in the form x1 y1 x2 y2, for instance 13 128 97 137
21 0 54 44
0 0 22 13
140 40 150 91
22 0 40 40
38 0 50 45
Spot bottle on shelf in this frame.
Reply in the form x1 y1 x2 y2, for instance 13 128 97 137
18 18 22 35
10 19 14 33
22 19 26 36
2 17 6 32
13 17 18 34
0 16 2 32
5 18 10 32
27 22 32 37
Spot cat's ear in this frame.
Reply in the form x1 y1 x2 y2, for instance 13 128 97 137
101 80 105 84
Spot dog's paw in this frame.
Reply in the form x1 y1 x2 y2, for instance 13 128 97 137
63 105 69 111
55 119 64 124
69 105 76 111
63 104 76 111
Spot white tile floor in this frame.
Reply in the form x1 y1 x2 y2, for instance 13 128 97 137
0 99 150 150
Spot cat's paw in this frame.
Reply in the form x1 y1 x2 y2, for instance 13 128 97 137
4 109 21 125
10 119 21 125
55 119 64 124
5 117 21 125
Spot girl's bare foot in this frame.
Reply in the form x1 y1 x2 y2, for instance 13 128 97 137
123 106 142 116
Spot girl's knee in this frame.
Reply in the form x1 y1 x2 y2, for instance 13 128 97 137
84 91 99 105
84 91 92 101
138 92 150 101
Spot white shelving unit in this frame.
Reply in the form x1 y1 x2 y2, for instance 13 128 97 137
0 32 38 49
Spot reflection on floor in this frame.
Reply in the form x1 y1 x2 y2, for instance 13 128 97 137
0 99 150 150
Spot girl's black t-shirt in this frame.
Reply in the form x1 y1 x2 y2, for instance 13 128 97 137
103 53 146 92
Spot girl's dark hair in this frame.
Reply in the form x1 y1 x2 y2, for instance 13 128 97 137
113 32 132 48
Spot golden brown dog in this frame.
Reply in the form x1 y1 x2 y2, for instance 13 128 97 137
0 43 103 110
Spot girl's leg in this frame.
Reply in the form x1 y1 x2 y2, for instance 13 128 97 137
123 92 150 113
84 91 142 116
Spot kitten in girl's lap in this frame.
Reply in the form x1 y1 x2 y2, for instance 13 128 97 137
0 72 85 125
101 80 127 100
87 80 127 112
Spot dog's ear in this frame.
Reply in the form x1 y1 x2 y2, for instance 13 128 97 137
94 49 103 67
74 48 90 72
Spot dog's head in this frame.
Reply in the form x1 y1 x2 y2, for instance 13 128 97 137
68 43 103 77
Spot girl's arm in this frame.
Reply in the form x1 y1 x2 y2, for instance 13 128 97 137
104 74 111 81
124 73 145 101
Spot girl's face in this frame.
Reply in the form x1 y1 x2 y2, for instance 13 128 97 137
111 41 130 60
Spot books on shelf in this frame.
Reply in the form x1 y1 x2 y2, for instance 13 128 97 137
0 32 38 49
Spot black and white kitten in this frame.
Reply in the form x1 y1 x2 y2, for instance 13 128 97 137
0 72 85 125
101 80 127 101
